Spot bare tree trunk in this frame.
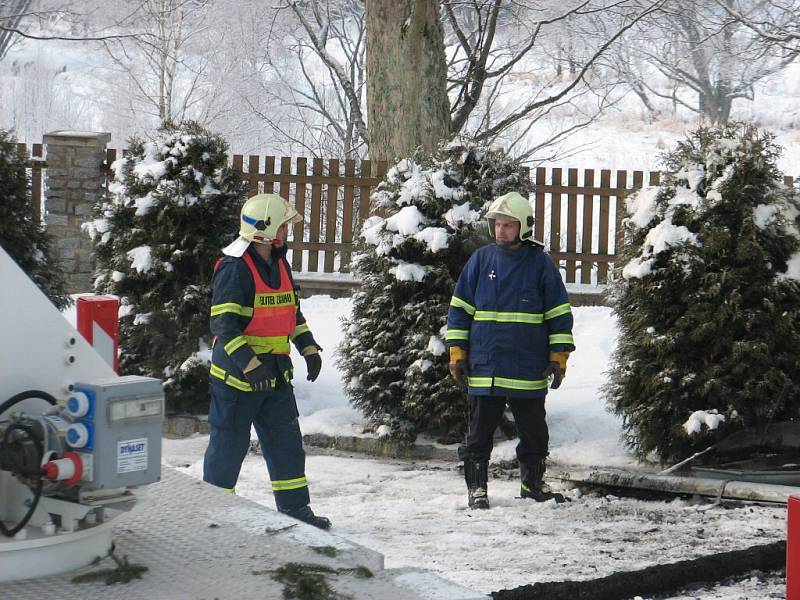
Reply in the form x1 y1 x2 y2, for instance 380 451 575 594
0 0 32 61
158 0 168 121
631 81 658 116
365 0 450 161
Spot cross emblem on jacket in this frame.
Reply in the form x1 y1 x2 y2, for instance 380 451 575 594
488 270 496 280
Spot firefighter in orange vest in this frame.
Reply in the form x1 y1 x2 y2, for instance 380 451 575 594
203 193 330 529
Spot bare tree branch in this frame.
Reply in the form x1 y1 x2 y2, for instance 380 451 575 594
474 0 666 141
0 0 32 60
0 24 150 42
717 0 800 48
615 0 800 123
286 0 368 148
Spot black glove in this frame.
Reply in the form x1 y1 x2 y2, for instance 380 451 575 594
541 362 564 389
243 361 278 392
304 352 322 382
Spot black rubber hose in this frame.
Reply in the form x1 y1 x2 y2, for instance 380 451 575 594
0 392 51 538
0 476 44 538
491 540 786 600
0 390 57 417
0 422 45 536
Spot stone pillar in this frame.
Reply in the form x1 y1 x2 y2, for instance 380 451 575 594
43 131 111 293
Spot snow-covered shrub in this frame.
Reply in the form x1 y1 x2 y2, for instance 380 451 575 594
605 123 800 462
0 128 70 309
88 121 244 413
337 141 531 442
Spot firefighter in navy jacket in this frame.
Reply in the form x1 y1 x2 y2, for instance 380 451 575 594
203 193 330 529
446 192 575 509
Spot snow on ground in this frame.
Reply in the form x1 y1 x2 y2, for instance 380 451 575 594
165 434 786 597
665 573 786 600
158 298 788 599
281 298 635 471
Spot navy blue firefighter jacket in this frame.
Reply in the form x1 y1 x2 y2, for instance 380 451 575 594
446 243 575 398
209 244 319 392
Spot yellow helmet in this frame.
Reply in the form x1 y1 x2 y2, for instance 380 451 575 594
485 191 534 241
239 193 302 244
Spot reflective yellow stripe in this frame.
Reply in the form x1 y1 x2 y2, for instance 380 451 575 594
271 476 308 491
450 296 476 316
210 302 254 317
445 328 469 341
548 334 574 345
290 322 310 341
210 362 294 392
209 363 253 392
494 376 547 391
226 374 252 392
544 303 571 320
467 376 547 391
474 310 543 324
468 376 493 388
224 335 248 355
245 335 290 355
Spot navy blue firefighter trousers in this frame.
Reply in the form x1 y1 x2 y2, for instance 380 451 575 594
203 380 309 511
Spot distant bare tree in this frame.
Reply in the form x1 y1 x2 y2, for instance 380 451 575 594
0 0 150 53
0 0 165 141
718 0 800 52
441 0 664 159
247 0 368 159
270 0 665 161
100 0 222 125
616 0 799 124
0 0 32 60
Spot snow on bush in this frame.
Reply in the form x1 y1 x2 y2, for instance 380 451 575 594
337 141 531 442
683 410 725 435
0 128 70 309
89 121 244 413
606 123 800 462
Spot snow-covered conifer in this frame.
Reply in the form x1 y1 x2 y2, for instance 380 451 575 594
337 141 531 442
86 121 244 412
0 129 70 309
605 123 800 462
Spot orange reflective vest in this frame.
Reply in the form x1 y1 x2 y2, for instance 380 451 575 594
239 251 297 355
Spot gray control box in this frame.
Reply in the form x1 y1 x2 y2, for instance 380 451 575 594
72 375 163 491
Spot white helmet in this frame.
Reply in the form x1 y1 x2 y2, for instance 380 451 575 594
485 191 534 242
239 193 302 244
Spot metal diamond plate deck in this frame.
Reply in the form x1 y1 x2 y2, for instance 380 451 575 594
3 467 487 600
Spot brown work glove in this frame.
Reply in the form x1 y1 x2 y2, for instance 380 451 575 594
541 351 569 389
448 346 469 389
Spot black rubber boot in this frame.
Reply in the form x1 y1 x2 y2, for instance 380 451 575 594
280 505 332 529
520 458 567 503
464 459 490 509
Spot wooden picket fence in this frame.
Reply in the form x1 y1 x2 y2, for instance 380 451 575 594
18 143 797 285
233 156 664 284
231 154 389 275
